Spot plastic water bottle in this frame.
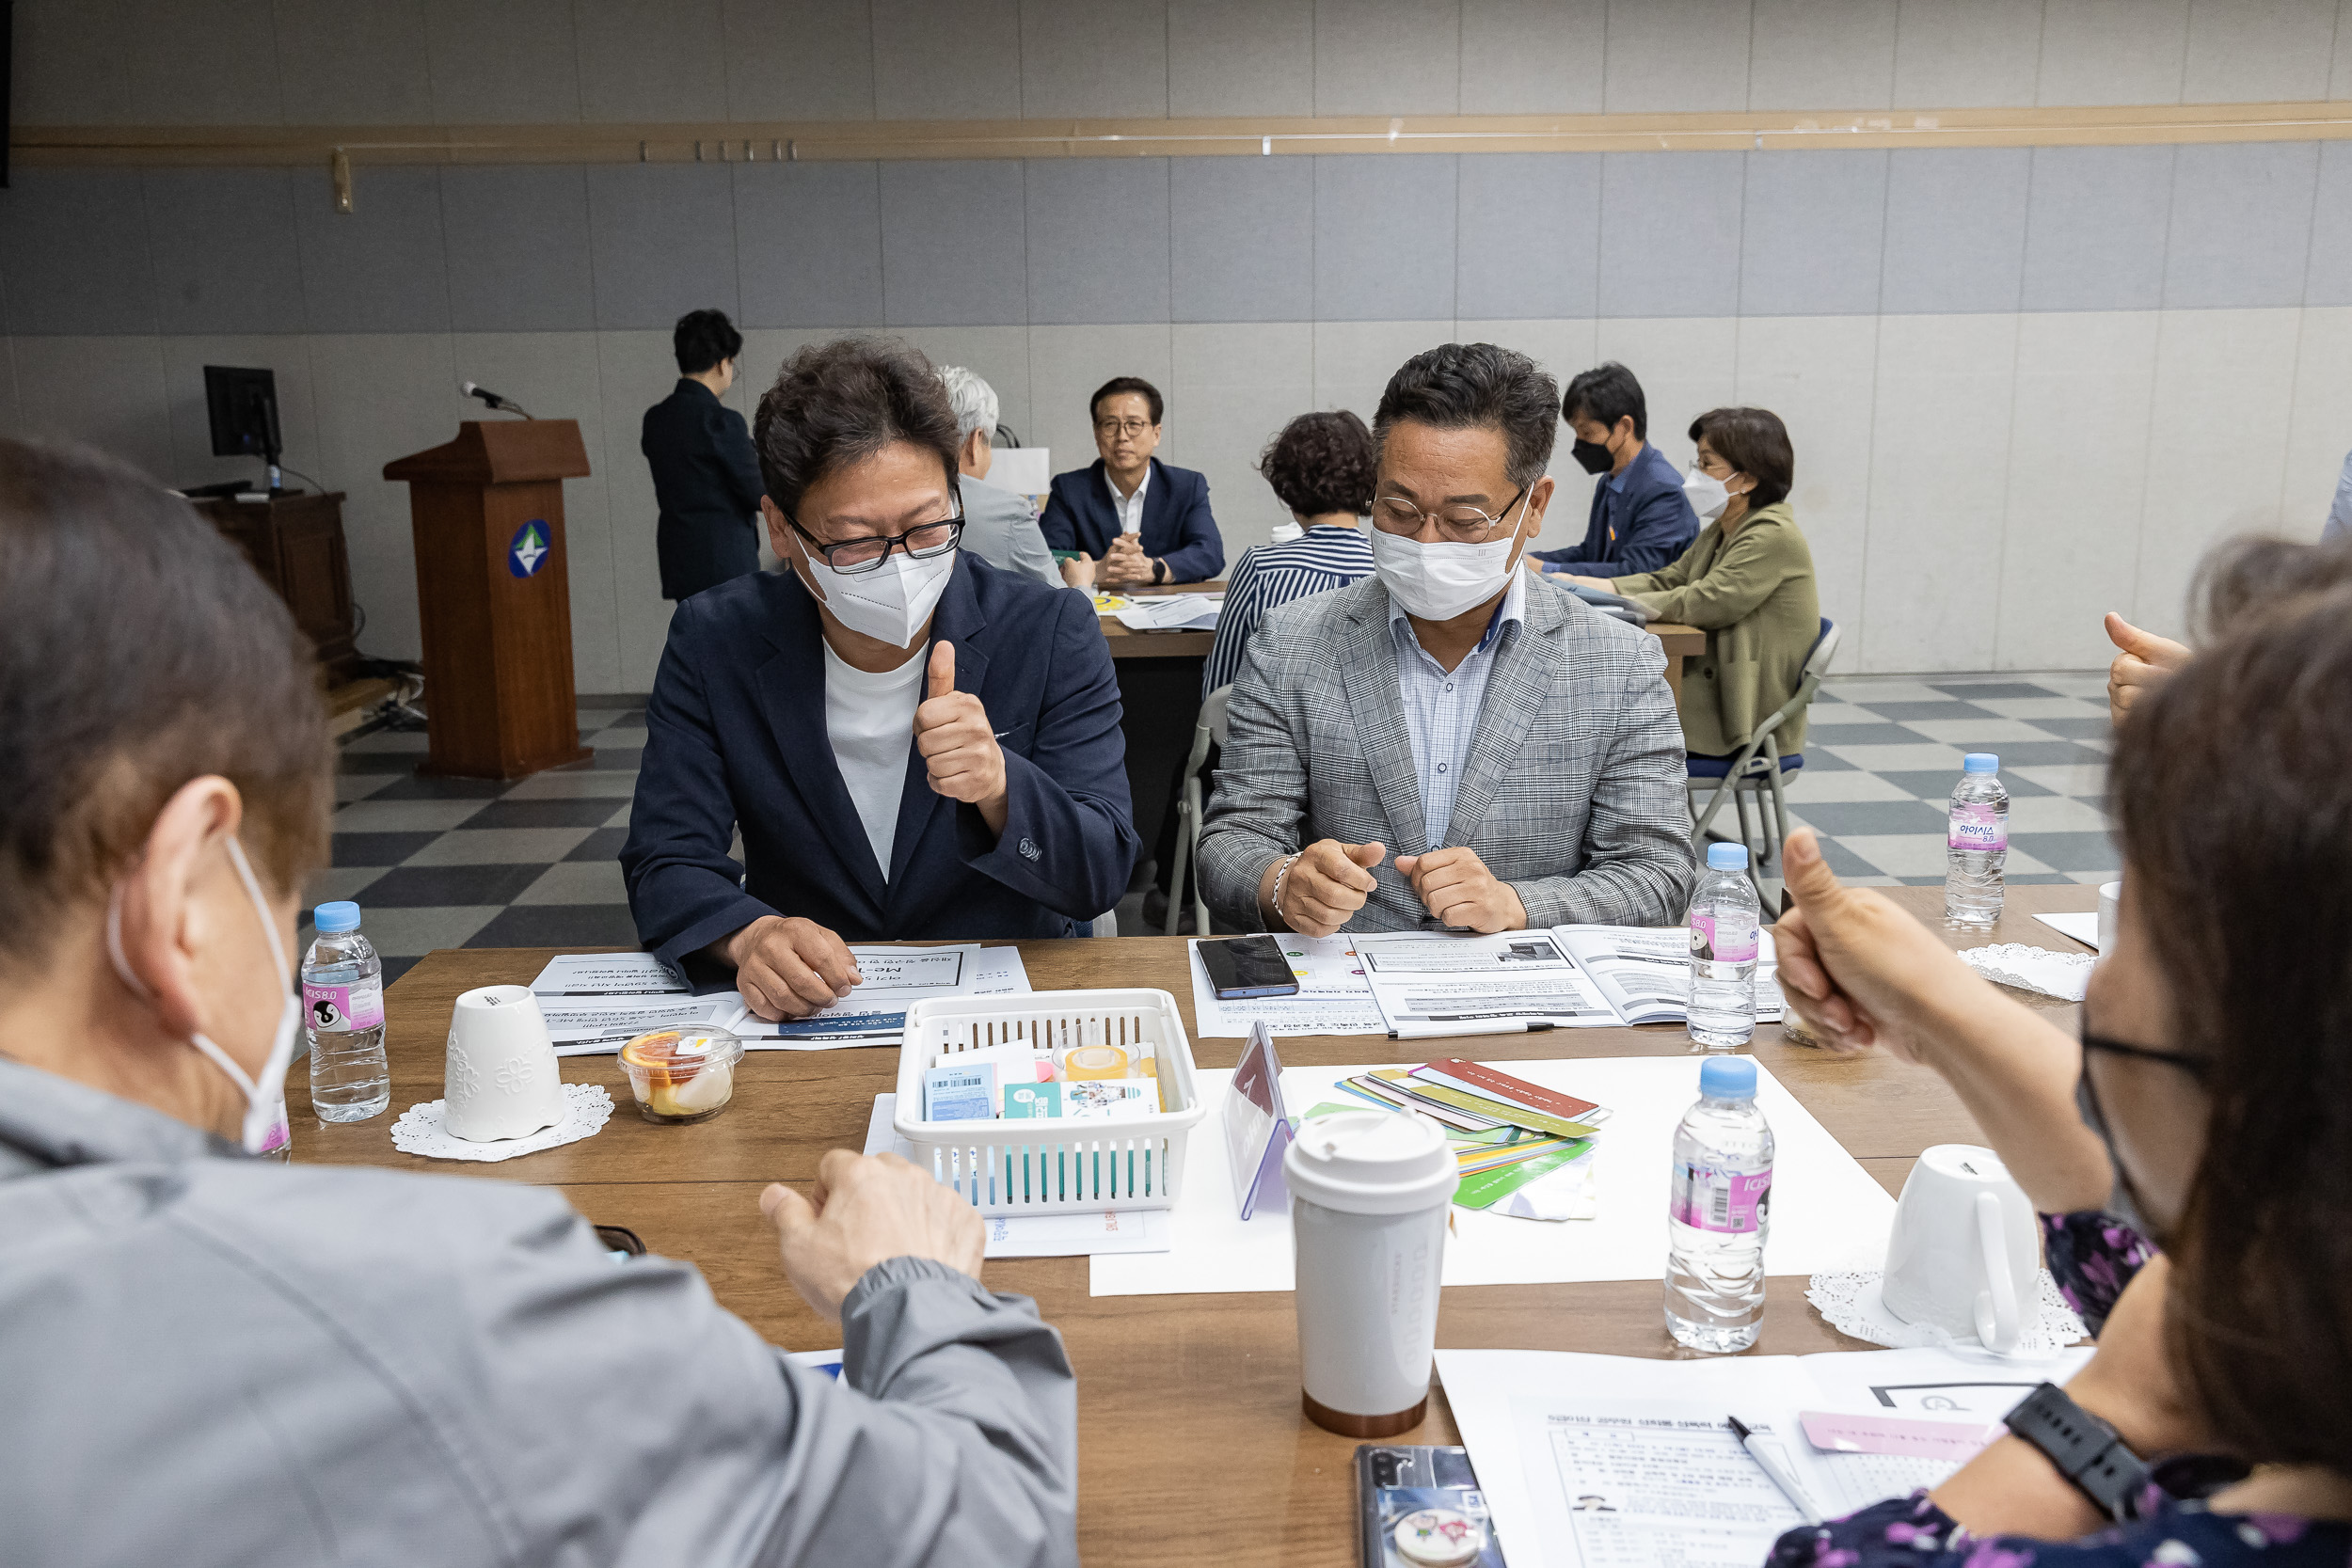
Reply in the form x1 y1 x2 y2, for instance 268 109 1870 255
1945 752 2010 927
1686 842 1759 1051
303 901 389 1122
1664 1055 1775 1354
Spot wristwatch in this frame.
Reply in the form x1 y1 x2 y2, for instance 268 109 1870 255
1152 557 1168 585
2001 1382 2153 1522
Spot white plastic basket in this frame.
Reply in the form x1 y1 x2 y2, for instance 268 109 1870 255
892 989 1205 1216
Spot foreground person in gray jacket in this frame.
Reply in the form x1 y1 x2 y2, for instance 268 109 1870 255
0 438 1078 1568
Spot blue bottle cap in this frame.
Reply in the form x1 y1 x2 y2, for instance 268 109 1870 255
313 901 361 934
1706 842 1749 871
1699 1055 1757 1099
1963 752 1999 773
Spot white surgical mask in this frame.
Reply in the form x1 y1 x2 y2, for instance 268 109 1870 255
798 542 958 649
1683 467 1734 523
108 837 300 1156
1367 490 1534 622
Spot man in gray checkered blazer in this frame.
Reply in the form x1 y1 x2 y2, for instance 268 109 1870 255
1199 343 1696 936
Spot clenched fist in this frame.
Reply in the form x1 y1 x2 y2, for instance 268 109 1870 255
1394 846 1526 932
914 641 1009 834
1262 839 1386 937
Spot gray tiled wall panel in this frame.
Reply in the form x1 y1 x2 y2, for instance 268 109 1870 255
1024 159 1172 325
735 162 886 327
880 161 1027 326
1881 148 2030 315
1738 150 1887 318
2306 142 2352 309
1454 152 1600 322
440 166 598 334
143 168 309 336
1 170 159 335
2020 146 2174 314
1169 157 1314 322
295 166 453 335
1598 152 1744 319
1313 156 1457 322
586 165 741 330
2162 141 2320 310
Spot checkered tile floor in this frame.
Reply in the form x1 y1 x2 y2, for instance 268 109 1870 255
316 676 2118 985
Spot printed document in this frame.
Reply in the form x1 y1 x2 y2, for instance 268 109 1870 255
1438 1344 2091 1568
1353 927 1783 1037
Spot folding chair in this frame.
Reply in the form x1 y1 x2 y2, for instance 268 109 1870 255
1163 685 1232 936
1687 619 1840 895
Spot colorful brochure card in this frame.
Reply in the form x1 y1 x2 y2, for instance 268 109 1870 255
1003 1081 1156 1120
922 1063 995 1121
1411 1060 1610 1129
1370 1068 1599 1140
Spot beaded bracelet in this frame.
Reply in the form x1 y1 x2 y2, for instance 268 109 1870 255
1267 851 1305 929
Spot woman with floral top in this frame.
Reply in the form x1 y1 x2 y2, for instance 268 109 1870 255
1762 566 2352 1567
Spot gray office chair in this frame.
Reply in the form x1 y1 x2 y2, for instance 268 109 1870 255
1686 619 1840 893
1163 684 1232 936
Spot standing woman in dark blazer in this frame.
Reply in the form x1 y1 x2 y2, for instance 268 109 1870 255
1041 376 1226 588
643 309 765 602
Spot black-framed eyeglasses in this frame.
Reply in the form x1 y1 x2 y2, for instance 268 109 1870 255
787 506 965 574
2080 1033 2212 1083
1371 483 1530 545
1093 417 1154 438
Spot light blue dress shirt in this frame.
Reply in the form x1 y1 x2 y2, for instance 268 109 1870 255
2326 449 2352 543
1385 568 1527 848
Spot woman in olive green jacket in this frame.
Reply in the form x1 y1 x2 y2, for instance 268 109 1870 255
1554 406 1820 760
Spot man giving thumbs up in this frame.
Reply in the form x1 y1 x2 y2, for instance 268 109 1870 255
914 641 1009 833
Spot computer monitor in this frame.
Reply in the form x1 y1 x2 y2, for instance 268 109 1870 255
203 365 283 491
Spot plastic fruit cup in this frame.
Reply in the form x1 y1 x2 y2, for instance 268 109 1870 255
618 1026 745 1125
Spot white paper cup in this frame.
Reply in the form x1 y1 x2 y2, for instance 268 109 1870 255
443 985 567 1143
1881 1145 2038 1353
2097 880 2122 954
1285 1110 1458 1436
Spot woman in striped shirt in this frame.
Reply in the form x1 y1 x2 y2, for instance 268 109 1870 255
1200 410 1380 699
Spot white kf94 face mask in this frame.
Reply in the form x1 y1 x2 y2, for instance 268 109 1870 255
1368 488 1535 622
799 543 959 648
107 837 300 1156
1683 466 1734 523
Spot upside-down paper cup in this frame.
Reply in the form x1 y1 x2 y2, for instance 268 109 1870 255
443 985 568 1143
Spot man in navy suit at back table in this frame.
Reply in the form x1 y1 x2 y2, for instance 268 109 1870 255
1041 376 1225 589
644 309 766 601
1527 361 1699 581
621 339 1137 1021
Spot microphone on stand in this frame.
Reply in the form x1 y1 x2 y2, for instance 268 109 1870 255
461 381 535 420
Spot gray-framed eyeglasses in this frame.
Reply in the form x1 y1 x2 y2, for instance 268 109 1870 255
1371 483 1531 546
1094 417 1155 437
786 507 965 573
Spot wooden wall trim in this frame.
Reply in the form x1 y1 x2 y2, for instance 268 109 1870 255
14 101 2352 168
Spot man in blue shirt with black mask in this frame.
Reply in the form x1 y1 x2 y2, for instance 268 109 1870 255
1528 361 1699 581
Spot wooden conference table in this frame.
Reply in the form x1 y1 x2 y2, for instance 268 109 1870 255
286 883 2095 1566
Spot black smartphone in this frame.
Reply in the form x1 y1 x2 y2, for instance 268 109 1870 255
1357 1445 1508 1568
1197 934 1301 999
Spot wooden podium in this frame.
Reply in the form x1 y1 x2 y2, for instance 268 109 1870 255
383 421 594 779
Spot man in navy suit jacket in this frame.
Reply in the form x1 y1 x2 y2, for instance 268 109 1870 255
1528 361 1698 580
622 340 1137 1021
1040 376 1225 587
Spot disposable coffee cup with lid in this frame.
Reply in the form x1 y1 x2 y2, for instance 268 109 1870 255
1286 1110 1458 1436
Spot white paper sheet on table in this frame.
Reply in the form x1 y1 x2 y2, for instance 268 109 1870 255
541 993 742 1055
729 944 1030 1047
1438 1343 2091 1568
1354 928 1784 1037
2034 911 2102 951
1089 1056 1894 1296
863 1095 1169 1258
1112 594 1222 633
530 952 688 997
1187 935 1389 1037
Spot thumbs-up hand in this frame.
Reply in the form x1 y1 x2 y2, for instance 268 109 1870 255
914 640 1009 833
2104 612 2191 727
1772 829 1987 1062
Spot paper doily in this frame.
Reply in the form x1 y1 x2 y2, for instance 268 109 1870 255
391 1083 613 1163
1958 942 2094 1002
1807 1268 2087 1355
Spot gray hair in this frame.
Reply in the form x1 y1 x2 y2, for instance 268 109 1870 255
1373 342 1560 490
937 365 999 444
